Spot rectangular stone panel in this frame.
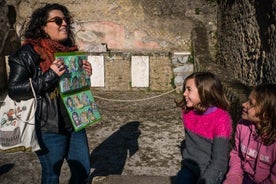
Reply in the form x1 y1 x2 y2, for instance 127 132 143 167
131 56 149 87
88 55 105 87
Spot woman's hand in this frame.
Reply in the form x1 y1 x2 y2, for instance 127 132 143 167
82 60 92 76
50 59 66 76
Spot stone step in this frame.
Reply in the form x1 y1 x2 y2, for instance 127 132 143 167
91 175 176 184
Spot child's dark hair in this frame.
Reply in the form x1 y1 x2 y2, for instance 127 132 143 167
253 84 276 145
175 71 229 113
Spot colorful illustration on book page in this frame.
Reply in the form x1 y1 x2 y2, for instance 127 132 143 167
62 90 101 131
56 53 91 93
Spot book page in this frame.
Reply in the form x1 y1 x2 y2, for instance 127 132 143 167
55 52 101 132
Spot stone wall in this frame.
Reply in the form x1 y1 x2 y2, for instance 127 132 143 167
8 0 198 52
194 0 276 122
217 0 276 86
92 52 175 91
0 3 20 90
83 52 192 92
192 26 251 124
1 0 217 91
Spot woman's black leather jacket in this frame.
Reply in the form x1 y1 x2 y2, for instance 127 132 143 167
8 43 72 133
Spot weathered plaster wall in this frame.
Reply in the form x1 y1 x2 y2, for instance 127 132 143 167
9 0 198 52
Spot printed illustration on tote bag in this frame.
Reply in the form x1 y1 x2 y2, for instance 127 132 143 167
0 78 40 153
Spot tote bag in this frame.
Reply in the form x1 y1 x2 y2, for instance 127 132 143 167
0 78 40 153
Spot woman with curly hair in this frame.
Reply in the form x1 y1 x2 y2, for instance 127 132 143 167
8 3 92 184
224 84 276 184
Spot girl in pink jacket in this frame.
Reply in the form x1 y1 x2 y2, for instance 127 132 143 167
224 84 276 184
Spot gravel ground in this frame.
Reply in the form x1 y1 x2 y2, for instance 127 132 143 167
0 90 184 184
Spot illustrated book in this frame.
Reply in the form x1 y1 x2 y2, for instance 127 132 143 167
55 51 101 131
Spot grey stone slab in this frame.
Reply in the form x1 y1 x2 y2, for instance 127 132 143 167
92 175 175 184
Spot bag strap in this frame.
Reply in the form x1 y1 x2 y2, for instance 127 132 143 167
14 78 37 125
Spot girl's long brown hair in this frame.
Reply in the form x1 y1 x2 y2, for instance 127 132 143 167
175 71 230 114
253 84 276 145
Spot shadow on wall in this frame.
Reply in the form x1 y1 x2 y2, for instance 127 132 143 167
87 121 141 183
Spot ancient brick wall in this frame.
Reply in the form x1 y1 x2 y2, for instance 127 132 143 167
104 54 131 91
149 54 174 91
87 52 175 91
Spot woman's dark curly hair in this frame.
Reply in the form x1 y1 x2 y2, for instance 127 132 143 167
253 84 276 145
175 71 230 114
20 3 75 46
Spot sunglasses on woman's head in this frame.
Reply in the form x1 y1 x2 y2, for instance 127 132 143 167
46 16 69 26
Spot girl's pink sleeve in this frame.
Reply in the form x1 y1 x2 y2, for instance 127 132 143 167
261 162 276 184
270 162 276 183
223 124 244 184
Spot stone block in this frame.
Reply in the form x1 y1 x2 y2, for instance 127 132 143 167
172 51 191 65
